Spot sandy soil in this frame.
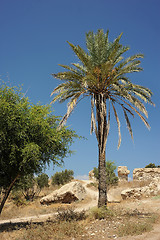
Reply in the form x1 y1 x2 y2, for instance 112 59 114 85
0 180 160 240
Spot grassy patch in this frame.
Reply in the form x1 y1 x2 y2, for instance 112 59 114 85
117 214 157 237
152 195 160 200
89 206 115 220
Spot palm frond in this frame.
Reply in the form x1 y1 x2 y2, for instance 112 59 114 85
67 42 93 70
90 96 98 139
123 108 133 140
120 98 150 129
112 102 121 149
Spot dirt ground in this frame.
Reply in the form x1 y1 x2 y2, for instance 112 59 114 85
1 180 160 240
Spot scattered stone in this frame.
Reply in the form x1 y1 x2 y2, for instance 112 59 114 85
90 233 95 236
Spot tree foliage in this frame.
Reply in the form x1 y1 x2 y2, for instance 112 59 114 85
0 84 78 213
51 169 74 185
36 173 49 189
145 163 160 168
93 161 118 188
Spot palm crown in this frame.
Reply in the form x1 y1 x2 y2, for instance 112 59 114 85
51 29 154 149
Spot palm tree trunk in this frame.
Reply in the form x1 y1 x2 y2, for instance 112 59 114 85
95 93 107 208
98 149 107 207
0 174 20 215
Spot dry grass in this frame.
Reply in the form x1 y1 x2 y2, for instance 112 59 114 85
118 179 151 188
0 220 86 240
0 185 63 220
1 180 160 239
0 201 159 240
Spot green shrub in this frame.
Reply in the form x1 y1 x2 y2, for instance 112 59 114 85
51 169 74 186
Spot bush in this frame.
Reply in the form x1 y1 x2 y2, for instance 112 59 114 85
51 169 74 186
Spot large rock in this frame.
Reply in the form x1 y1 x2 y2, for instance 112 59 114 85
40 181 86 205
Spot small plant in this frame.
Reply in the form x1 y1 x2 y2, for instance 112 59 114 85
56 207 86 222
90 206 115 220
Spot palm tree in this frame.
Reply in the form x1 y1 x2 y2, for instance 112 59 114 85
51 30 154 207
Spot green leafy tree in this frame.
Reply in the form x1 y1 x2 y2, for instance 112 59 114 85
36 173 49 189
93 161 118 188
51 29 154 207
51 169 74 185
0 84 78 214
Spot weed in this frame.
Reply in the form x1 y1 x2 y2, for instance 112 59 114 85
56 207 86 222
15 219 85 240
89 206 115 220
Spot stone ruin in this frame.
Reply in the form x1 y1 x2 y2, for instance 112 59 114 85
89 170 96 181
118 166 130 181
90 165 160 200
121 168 160 200
133 168 160 182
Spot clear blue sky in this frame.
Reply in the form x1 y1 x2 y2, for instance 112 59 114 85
0 0 160 179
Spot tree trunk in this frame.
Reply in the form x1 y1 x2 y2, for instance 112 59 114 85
98 149 107 207
95 93 108 208
0 174 20 215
